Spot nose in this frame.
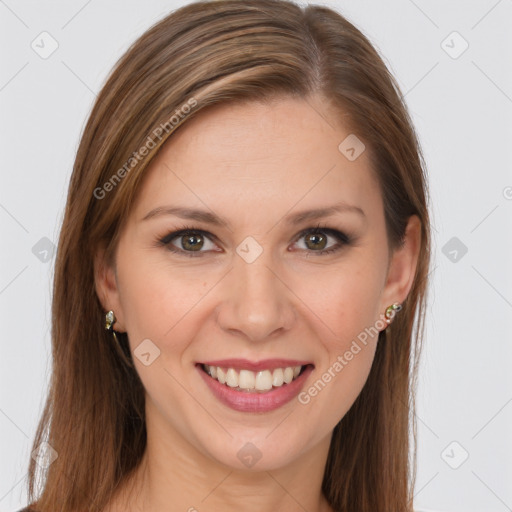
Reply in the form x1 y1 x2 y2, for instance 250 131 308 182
216 250 296 343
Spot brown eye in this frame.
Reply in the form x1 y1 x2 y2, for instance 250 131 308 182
304 232 328 251
293 227 351 256
180 233 204 251
158 225 350 258
159 228 218 257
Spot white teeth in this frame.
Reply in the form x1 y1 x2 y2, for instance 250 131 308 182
272 368 284 387
203 364 305 392
217 367 226 384
255 370 273 391
239 369 255 389
226 368 238 388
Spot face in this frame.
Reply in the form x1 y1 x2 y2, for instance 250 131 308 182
96 94 419 471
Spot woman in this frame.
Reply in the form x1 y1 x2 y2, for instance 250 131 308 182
22 0 431 510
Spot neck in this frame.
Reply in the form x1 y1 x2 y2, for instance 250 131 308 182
106 406 334 512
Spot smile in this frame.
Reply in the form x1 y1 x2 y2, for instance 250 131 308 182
196 359 315 413
202 363 305 392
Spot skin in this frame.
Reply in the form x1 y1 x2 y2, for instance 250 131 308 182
95 94 421 512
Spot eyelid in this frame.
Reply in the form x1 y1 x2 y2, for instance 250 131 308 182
292 224 350 244
159 227 219 246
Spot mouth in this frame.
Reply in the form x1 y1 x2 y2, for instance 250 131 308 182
195 359 315 413
199 363 311 393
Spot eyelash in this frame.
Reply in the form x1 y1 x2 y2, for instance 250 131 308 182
156 223 352 258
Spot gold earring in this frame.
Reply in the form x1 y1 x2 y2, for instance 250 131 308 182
384 302 402 324
105 310 116 331
105 310 133 368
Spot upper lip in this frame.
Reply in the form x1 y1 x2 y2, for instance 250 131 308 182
198 358 313 371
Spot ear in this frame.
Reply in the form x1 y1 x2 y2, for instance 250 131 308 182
378 215 422 319
94 244 126 332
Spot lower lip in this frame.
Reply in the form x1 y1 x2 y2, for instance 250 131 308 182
196 364 314 413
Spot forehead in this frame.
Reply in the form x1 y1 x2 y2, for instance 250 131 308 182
132 96 382 224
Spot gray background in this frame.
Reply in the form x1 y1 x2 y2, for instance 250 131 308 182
1 1 511 511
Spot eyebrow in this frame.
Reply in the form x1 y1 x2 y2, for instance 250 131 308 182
141 202 366 228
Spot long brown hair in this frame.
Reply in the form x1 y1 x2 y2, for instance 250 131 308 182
26 1 431 510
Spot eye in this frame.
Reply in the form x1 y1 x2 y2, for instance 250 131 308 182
156 223 351 258
292 225 351 256
158 226 219 256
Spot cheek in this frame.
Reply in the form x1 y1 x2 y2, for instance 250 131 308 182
296 257 385 339
115 245 200 349
118 271 168 342
293 259 383 408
